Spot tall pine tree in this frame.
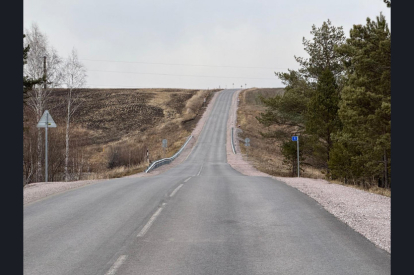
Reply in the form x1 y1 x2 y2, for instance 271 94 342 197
330 13 391 188
305 68 341 173
256 20 345 174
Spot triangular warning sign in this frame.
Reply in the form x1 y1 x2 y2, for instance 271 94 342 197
37 110 57 128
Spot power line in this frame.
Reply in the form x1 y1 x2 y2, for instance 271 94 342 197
80 58 289 70
87 69 277 80
84 83 273 89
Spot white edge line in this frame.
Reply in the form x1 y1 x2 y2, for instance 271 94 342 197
137 204 165 237
105 255 128 275
184 177 191 182
169 184 184 197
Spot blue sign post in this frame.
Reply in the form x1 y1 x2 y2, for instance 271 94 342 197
292 136 299 177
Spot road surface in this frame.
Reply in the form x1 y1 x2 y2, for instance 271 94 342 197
24 89 390 275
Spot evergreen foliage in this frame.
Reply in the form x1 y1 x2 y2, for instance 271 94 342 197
293 19 346 81
256 14 390 188
330 13 391 187
256 20 345 175
305 68 341 170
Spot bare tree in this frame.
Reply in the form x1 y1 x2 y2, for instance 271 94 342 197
61 48 86 181
24 23 62 182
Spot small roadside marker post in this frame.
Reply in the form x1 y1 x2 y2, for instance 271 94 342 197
162 139 167 158
37 110 57 182
292 136 299 177
245 138 250 159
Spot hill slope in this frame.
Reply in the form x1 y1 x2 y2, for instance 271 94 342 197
23 88 219 183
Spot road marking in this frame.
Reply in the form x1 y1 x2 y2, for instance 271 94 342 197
197 165 203 176
137 203 166 237
105 255 127 275
184 177 191 182
169 184 183 197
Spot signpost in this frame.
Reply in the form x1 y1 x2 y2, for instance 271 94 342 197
292 136 299 177
37 110 57 182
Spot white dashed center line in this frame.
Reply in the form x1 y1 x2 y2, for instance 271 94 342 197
169 184 183 197
184 177 192 182
105 255 127 275
197 165 203 176
137 203 166 237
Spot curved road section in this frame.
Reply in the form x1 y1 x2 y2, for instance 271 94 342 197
24 89 390 275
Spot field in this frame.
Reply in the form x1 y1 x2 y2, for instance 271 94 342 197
23 88 219 182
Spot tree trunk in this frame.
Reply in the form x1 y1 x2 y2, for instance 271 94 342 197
78 152 84 180
65 92 71 182
37 127 42 182
384 148 388 188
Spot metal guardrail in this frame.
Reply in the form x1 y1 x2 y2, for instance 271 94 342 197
231 127 236 154
145 135 193 173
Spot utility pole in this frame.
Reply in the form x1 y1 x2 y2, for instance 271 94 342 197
43 56 47 89
45 113 49 182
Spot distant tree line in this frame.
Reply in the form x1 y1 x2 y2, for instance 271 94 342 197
257 10 390 189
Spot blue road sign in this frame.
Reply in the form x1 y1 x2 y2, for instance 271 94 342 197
292 136 298 141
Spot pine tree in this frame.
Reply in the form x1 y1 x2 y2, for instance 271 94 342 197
330 13 391 188
257 20 345 173
305 69 341 173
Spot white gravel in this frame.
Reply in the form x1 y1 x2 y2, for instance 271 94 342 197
225 89 391 254
24 89 391 254
23 179 106 205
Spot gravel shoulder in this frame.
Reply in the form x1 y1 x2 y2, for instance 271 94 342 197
226 89 391 254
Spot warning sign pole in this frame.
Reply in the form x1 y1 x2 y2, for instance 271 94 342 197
37 110 57 182
45 114 48 182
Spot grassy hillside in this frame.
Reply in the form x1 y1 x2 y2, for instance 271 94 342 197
23 88 219 183
236 88 325 178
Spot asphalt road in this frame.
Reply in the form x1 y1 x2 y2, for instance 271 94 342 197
24 89 390 275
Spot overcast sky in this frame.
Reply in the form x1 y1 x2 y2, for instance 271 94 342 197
24 0 390 89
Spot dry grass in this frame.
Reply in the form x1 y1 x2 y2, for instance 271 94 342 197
329 180 391 197
83 163 148 180
26 88 219 182
237 88 325 179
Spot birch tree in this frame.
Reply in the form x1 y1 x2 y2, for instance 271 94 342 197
61 48 86 181
24 23 62 182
